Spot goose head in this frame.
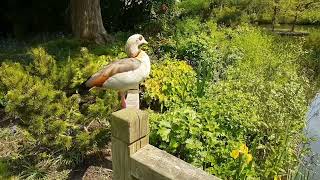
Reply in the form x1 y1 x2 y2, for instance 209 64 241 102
125 34 148 58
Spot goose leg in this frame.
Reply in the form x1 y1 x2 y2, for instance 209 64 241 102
119 91 126 109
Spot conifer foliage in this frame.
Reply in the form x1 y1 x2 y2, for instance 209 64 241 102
0 46 119 178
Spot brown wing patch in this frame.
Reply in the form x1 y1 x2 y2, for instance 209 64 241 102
84 58 141 88
85 72 109 87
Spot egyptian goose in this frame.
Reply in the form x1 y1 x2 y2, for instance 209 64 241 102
78 34 150 108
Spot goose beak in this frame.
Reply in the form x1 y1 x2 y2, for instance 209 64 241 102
142 39 148 45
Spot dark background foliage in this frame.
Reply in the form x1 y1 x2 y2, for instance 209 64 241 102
0 0 176 38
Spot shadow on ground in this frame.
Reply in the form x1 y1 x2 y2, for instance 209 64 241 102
68 147 113 180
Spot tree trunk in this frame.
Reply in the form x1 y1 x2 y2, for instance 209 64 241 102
291 12 298 32
271 5 277 31
271 0 281 31
70 0 110 44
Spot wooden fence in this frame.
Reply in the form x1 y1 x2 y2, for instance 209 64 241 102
110 89 219 180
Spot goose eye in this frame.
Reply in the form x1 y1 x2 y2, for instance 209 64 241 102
139 36 143 41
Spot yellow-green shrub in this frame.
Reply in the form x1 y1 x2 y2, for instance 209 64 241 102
143 60 196 110
0 46 119 178
149 23 310 179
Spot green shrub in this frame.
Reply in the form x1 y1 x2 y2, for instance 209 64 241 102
165 18 237 95
299 9 320 25
149 23 310 179
215 6 243 27
0 19 315 180
143 59 196 110
178 0 212 15
298 30 320 97
150 89 259 178
0 45 119 178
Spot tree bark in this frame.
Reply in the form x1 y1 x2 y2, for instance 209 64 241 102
271 5 277 31
70 0 110 44
291 12 298 32
271 0 280 31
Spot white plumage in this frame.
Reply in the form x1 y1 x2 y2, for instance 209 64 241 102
80 34 150 108
103 51 150 90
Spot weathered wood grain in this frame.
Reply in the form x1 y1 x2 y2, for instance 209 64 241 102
112 137 130 180
130 145 219 180
111 108 220 180
111 108 149 180
111 109 149 144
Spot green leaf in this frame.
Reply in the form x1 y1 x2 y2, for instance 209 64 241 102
158 128 171 142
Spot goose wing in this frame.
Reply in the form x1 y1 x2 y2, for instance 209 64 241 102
85 58 141 87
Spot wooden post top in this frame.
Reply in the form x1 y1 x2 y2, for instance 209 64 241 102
111 109 149 144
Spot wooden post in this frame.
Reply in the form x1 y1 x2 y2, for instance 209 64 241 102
111 87 218 180
130 145 220 180
111 109 149 180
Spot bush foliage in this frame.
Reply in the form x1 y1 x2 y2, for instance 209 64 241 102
145 19 311 179
0 45 120 178
143 60 196 110
0 4 319 180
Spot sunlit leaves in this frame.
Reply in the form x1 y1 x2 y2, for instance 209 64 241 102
143 60 196 109
0 46 119 176
149 22 309 179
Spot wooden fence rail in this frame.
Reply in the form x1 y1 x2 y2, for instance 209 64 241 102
110 90 219 180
